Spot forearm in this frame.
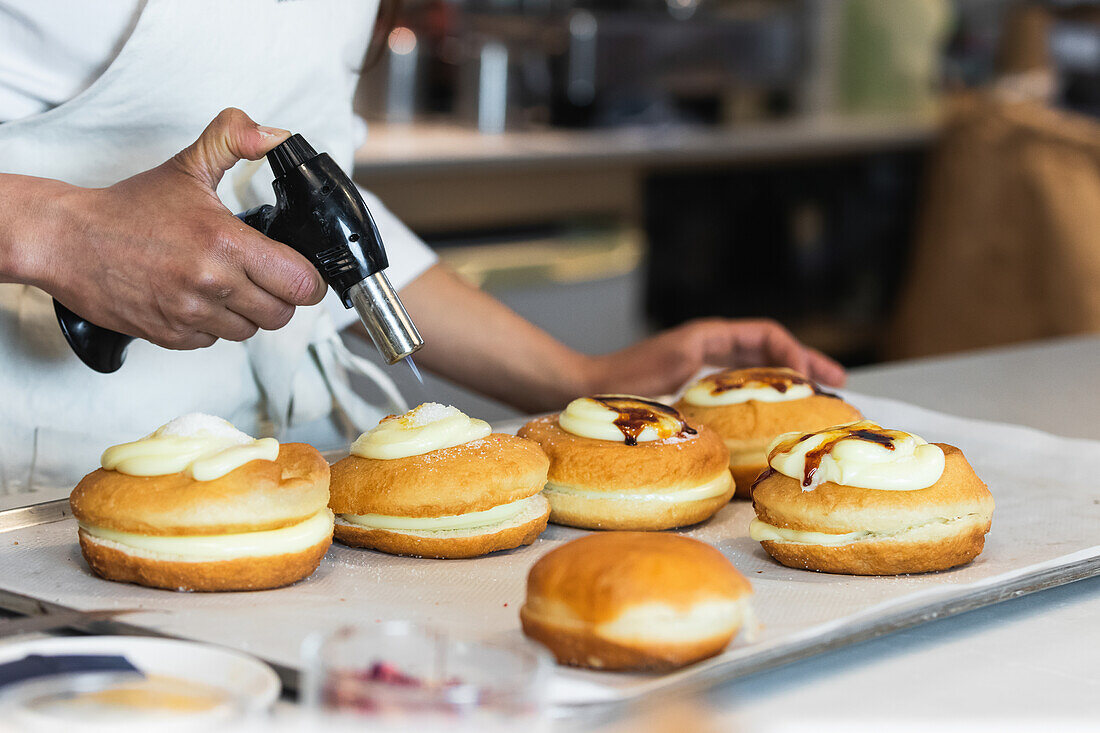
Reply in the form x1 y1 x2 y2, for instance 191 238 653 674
377 264 594 412
348 264 845 413
0 173 69 287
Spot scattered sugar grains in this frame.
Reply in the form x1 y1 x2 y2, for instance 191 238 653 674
418 442 484 464
404 402 463 427
659 433 696 445
155 413 253 443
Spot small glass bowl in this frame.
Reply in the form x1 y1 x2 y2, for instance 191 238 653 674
301 621 550 731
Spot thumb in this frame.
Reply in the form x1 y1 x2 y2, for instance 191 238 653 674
173 107 290 190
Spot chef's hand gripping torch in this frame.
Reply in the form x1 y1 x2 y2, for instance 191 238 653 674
54 134 424 373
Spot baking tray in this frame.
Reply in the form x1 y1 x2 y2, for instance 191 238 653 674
0 392 1097 708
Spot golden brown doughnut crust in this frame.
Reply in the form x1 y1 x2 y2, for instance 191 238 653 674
517 417 728 492
519 610 735 672
329 434 549 517
758 522 990 575
77 530 331 592
520 533 750 670
70 443 330 536
751 444 994 534
674 394 863 443
524 533 751 623
333 503 550 559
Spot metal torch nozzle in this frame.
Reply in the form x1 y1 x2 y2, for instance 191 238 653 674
348 272 424 364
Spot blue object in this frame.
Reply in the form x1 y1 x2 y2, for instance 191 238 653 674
0 654 141 689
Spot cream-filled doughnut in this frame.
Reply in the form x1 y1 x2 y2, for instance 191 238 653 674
675 368 862 498
518 395 734 530
330 403 550 559
71 414 332 592
520 532 754 671
750 421 994 575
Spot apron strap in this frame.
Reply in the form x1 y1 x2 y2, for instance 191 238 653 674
311 318 408 430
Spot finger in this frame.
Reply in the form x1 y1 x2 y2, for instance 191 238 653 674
234 226 327 306
690 319 748 367
806 348 847 387
762 323 811 375
203 308 260 342
210 215 326 307
156 331 218 351
172 108 291 189
227 286 297 331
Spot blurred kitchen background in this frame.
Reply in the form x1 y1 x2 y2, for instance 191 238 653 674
345 0 1100 419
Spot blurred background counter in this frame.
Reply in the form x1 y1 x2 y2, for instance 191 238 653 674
354 113 938 175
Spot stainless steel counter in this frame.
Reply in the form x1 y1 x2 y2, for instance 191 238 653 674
849 335 1100 442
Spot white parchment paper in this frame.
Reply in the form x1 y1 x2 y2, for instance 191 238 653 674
0 392 1097 706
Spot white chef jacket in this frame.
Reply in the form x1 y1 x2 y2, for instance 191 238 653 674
0 0 437 495
0 0 437 330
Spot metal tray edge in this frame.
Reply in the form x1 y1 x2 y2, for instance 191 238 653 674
0 498 70 533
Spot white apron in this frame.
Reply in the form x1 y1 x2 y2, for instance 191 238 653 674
0 0 402 495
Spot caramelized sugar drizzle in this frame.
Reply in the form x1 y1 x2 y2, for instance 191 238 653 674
771 424 899 487
749 466 777 500
591 395 696 446
705 367 839 399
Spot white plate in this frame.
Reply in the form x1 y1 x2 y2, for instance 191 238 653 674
0 635 280 726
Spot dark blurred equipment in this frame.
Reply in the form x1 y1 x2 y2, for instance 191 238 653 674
359 0 806 130
643 151 923 365
1050 5 1100 117
539 4 803 128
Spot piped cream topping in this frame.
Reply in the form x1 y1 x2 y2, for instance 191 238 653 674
339 495 538 532
558 395 692 444
766 420 945 491
683 368 817 407
80 509 334 561
100 414 279 481
351 403 491 460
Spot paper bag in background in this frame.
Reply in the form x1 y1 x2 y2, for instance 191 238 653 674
888 97 1100 359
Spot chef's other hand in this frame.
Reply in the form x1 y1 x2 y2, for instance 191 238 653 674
31 108 326 350
585 318 846 396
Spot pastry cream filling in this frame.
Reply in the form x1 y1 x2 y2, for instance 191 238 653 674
79 509 334 560
683 381 814 407
749 514 976 546
351 403 491 460
339 495 540 531
542 472 732 502
598 596 754 644
100 414 279 481
767 421 945 491
558 395 683 443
